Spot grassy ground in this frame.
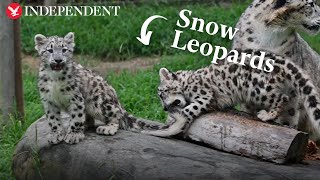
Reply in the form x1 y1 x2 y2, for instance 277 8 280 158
21 2 320 60
2 1 320 179
21 3 248 60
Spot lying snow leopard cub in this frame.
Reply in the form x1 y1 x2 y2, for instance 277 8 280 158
35 32 163 144
142 50 320 137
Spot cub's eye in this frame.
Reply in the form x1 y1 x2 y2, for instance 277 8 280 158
47 49 53 53
172 99 181 106
62 48 68 53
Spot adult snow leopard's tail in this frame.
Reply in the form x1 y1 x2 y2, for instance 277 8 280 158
276 56 320 135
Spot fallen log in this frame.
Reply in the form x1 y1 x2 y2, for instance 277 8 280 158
186 112 309 164
12 115 319 180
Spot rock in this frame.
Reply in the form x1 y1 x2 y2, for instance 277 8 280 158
13 116 320 180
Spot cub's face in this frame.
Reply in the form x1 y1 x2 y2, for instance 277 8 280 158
268 0 320 34
158 68 187 112
34 32 75 71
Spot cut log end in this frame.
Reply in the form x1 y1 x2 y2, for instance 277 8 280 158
286 132 309 163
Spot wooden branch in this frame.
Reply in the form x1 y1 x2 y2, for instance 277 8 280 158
186 112 309 164
14 19 25 120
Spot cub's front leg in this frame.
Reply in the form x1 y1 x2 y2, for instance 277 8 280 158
181 97 211 134
45 102 64 144
64 94 85 144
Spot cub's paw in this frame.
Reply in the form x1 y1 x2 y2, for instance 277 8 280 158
257 110 277 122
96 123 119 135
64 132 85 144
48 131 64 144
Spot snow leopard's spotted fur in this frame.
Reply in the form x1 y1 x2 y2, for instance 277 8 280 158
35 32 164 144
142 50 320 137
232 0 320 56
232 0 320 138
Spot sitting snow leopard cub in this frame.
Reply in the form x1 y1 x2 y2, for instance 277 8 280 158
142 50 320 137
35 32 164 144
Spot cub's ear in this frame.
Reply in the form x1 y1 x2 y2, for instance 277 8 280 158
64 32 75 46
159 68 171 82
34 34 47 50
273 0 287 9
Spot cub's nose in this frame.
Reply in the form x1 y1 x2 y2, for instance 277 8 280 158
163 106 168 111
54 59 63 64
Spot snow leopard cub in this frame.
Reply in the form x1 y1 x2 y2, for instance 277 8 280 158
35 32 163 144
142 50 320 138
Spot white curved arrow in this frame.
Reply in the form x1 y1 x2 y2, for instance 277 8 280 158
136 15 168 46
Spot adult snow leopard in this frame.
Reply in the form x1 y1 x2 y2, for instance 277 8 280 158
232 0 320 137
232 0 320 79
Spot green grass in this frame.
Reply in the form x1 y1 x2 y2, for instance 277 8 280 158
3 1 320 179
0 70 43 179
20 1 320 59
21 3 248 60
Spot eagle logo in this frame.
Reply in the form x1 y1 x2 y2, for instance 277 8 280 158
8 5 20 17
6 3 22 19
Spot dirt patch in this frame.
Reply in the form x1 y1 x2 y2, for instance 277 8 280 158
304 140 320 161
22 54 160 76
89 56 160 76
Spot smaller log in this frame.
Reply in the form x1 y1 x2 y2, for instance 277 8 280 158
186 112 309 164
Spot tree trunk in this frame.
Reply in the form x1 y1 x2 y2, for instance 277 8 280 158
12 116 320 180
14 19 24 120
0 0 15 124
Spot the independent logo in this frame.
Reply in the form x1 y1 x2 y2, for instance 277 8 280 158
6 3 22 19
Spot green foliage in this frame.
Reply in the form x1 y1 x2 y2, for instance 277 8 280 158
21 3 248 60
302 33 320 54
0 71 43 179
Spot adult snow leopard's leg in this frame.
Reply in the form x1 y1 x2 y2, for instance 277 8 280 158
96 104 121 135
64 94 85 144
277 95 301 128
45 102 64 144
257 93 289 122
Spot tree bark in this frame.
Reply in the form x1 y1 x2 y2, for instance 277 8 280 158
14 19 24 120
12 116 320 180
0 0 15 124
186 112 309 164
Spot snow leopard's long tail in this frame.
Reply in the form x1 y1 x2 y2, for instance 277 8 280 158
120 113 169 132
121 111 187 137
138 112 187 137
278 57 320 135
